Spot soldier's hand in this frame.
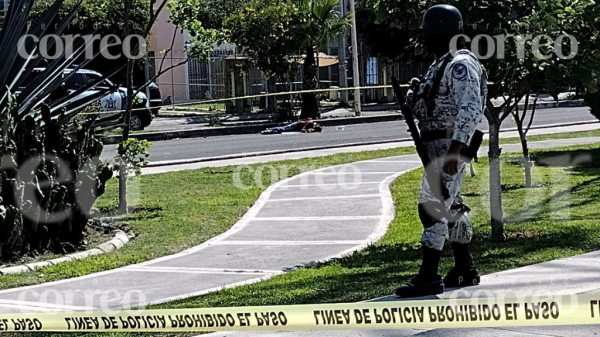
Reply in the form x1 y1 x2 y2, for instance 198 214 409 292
443 156 460 175
443 141 465 176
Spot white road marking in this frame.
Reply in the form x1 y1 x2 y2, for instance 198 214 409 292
268 194 382 202
366 160 422 163
252 216 381 221
0 154 414 311
216 240 366 245
128 267 282 275
0 299 95 311
0 303 63 312
309 172 397 175
278 182 381 188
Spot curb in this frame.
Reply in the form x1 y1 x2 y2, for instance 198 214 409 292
0 230 130 276
145 120 600 168
101 114 404 145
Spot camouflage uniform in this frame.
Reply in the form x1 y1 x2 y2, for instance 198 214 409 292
413 49 487 251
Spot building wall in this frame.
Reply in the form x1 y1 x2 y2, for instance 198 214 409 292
148 5 188 102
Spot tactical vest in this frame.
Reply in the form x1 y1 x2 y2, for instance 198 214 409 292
413 50 488 124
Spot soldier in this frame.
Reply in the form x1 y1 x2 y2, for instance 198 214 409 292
395 4 487 298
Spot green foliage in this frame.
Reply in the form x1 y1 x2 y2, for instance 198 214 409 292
28 0 152 85
116 139 151 176
0 103 113 259
224 0 303 78
208 113 223 127
179 0 249 31
167 0 223 62
29 0 150 37
293 0 352 52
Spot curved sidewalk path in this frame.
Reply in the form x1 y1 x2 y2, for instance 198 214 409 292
0 137 598 315
0 153 423 313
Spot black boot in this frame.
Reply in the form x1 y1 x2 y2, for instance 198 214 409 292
395 246 444 298
444 242 480 288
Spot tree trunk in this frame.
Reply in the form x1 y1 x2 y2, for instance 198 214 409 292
300 45 319 119
518 127 532 188
523 143 531 188
119 0 135 215
266 76 277 114
514 113 532 188
488 122 504 239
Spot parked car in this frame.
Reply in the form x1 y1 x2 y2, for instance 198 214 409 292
22 68 154 131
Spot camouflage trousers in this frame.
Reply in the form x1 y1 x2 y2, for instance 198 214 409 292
419 139 473 251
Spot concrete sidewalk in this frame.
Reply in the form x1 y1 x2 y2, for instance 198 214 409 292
0 153 422 313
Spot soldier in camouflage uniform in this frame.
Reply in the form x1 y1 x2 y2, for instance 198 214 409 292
395 4 487 298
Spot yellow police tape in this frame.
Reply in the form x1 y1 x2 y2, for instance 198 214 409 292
1 293 599 332
79 84 404 115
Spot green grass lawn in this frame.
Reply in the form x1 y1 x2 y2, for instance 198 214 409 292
166 102 227 112
1 128 599 290
18 142 600 337
0 146 417 290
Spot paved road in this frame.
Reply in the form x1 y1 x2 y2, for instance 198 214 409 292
103 107 597 163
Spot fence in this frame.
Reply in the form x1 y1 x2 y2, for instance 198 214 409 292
146 50 428 112
146 54 268 109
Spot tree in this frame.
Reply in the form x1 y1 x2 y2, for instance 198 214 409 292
189 0 249 30
117 0 220 213
294 0 351 119
224 0 303 113
29 0 152 86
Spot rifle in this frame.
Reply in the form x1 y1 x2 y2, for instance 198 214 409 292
391 76 465 224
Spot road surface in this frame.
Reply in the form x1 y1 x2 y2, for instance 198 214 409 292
103 106 596 163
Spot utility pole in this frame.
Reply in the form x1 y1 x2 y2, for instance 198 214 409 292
337 0 348 106
349 0 361 116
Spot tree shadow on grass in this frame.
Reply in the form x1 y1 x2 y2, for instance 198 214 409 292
92 205 163 222
530 148 600 173
504 175 600 223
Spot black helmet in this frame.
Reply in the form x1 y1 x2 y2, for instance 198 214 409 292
420 4 464 35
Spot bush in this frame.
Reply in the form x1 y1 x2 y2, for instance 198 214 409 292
0 105 113 259
0 0 124 260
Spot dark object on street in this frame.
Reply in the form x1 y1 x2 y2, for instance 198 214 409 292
261 119 323 134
